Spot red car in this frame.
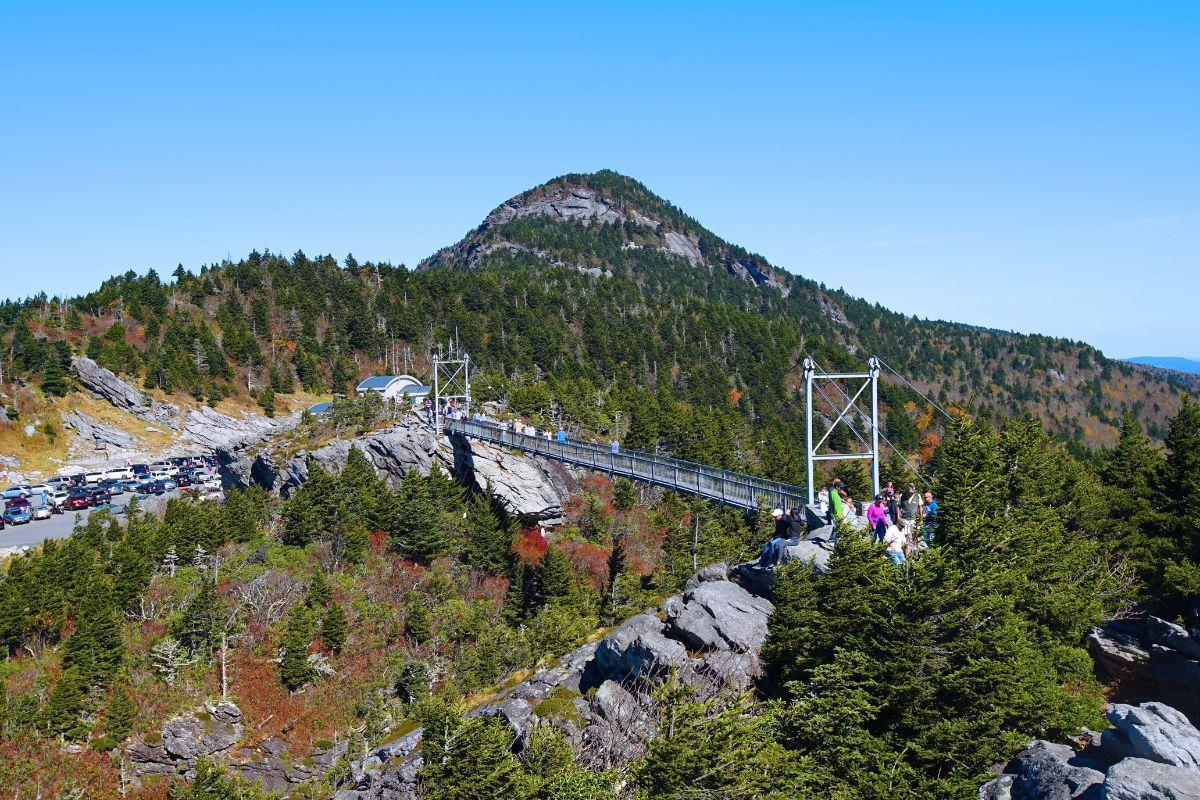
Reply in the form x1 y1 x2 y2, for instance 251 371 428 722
65 487 91 510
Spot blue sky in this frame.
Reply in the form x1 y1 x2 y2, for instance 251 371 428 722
1 1 1196 358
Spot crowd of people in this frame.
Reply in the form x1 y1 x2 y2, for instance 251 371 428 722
759 478 937 569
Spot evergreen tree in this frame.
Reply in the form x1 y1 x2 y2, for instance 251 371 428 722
415 696 524 800
463 494 512 574
38 669 85 739
405 591 433 644
279 605 314 691
175 581 221 662
538 545 574 603
305 569 333 609
321 602 348 652
389 470 448 564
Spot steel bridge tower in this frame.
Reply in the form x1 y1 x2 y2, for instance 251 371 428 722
431 344 471 432
803 356 881 506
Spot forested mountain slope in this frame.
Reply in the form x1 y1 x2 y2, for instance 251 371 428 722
0 170 1191 483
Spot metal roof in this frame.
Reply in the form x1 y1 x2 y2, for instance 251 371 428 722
356 374 425 392
308 402 333 414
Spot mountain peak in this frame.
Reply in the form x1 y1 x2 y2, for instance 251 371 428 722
418 171 789 294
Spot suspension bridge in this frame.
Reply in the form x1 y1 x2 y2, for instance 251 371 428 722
431 346 948 512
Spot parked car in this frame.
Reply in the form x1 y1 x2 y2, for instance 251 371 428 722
27 494 53 520
3 485 31 498
101 479 126 495
137 480 165 496
174 472 193 488
3 498 33 525
119 479 143 493
82 471 105 484
47 488 70 509
65 487 91 510
104 466 133 481
159 477 178 492
87 487 112 506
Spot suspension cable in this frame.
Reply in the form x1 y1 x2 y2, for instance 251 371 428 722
809 358 933 489
873 354 955 422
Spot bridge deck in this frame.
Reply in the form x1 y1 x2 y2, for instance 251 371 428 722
446 418 807 512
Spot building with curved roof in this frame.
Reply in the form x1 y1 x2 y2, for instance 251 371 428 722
355 374 431 403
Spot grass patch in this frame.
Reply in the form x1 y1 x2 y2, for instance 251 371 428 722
376 718 420 749
532 686 583 724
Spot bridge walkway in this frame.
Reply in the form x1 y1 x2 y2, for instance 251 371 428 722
445 417 807 512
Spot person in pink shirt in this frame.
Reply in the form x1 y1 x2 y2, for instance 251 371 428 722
867 495 889 543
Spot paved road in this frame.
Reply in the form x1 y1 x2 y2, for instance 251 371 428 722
1 490 183 549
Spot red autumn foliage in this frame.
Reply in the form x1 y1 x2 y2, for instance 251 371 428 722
557 539 610 591
513 528 548 565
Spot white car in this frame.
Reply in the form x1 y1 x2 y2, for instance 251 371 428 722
104 467 133 481
48 489 69 509
83 471 106 484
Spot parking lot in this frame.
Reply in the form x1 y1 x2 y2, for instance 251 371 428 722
1 488 188 549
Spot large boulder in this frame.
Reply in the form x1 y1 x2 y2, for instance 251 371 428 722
665 580 774 654
584 613 691 690
1101 757 1200 799
1146 617 1200 660
1001 740 1105 800
1101 702 1200 768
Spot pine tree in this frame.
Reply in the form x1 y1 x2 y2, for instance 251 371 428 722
279 605 314 691
602 534 626 620
463 494 512 574
321 602 348 652
405 591 433 644
538 545 574 604
306 569 333 609
613 478 638 511
93 685 135 751
175 581 221 662
38 669 85 739
390 470 448 564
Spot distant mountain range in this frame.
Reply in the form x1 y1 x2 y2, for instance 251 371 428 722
1125 357 1200 375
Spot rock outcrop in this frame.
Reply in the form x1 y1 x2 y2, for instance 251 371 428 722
1088 614 1200 725
124 700 349 793
979 701 1200 800
183 406 284 451
334 562 778 798
71 356 180 428
223 418 574 524
61 409 137 450
126 702 245 783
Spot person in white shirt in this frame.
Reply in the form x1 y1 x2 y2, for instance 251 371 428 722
882 523 907 565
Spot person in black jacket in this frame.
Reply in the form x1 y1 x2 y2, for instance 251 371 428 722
758 508 792 567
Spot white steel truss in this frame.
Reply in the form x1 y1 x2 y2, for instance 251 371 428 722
803 356 881 505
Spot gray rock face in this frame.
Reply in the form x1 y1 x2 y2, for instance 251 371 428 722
1002 740 1105 800
1101 757 1200 800
781 538 834 572
1147 616 1200 660
247 419 572 523
666 580 774 654
183 406 282 451
71 356 180 427
1102 703 1200 768
1088 619 1200 725
981 702 1200 800
61 409 137 449
126 702 244 785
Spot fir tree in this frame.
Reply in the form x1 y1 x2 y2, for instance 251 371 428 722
389 470 448 564
538 545 574 604
279 605 314 691
405 591 433 644
321 602 348 652
306 569 333 609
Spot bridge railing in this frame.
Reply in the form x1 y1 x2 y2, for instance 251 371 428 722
445 417 808 512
